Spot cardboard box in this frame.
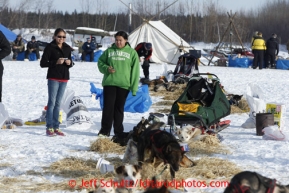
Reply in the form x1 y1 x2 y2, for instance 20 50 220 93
266 103 286 129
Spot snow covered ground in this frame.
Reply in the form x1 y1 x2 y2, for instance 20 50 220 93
1 35 289 192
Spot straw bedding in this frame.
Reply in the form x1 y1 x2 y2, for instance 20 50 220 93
1 81 248 192
90 138 126 154
19 134 237 192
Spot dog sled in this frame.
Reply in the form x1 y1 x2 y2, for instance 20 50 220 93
170 52 199 84
167 52 231 133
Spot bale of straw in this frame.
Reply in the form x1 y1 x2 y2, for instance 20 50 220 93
153 100 174 106
149 83 187 101
238 99 250 112
170 157 242 191
190 157 242 180
187 135 230 156
200 135 221 145
46 157 100 178
49 157 97 171
0 177 69 192
138 157 241 191
231 105 245 113
90 138 126 154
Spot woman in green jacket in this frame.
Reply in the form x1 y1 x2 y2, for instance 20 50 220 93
97 31 140 144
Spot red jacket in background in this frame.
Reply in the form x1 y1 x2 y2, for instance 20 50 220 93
135 42 152 61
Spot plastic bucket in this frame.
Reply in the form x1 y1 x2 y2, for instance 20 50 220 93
166 73 174 82
96 158 114 174
179 143 189 152
256 113 274 136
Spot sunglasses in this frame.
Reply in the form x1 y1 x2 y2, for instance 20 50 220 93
57 36 66 39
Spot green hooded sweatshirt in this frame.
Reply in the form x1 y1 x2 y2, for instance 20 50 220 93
97 43 140 96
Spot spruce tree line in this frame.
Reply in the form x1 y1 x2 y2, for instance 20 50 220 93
1 0 289 44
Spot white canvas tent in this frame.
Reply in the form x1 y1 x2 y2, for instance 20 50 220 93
128 20 193 64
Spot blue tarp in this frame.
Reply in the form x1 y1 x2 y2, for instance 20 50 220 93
0 24 17 42
81 50 103 62
276 59 289 70
90 83 152 113
228 55 253 68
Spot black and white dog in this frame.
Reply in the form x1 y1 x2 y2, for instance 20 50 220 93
224 171 289 193
227 94 243 106
90 165 142 193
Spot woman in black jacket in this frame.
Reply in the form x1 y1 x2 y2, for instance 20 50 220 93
40 28 74 136
0 31 11 102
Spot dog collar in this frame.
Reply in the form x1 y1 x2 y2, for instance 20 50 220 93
233 185 249 193
150 130 168 163
266 179 276 193
232 179 276 193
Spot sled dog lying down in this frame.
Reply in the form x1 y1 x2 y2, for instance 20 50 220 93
175 124 203 142
224 171 289 193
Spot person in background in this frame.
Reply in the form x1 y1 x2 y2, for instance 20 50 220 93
265 33 279 69
251 31 259 44
81 37 96 62
251 32 266 70
40 28 74 136
0 31 12 102
77 40 83 54
24 36 40 61
97 31 140 145
135 42 152 79
91 36 97 46
11 34 25 61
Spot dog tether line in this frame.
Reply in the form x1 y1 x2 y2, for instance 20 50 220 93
155 165 168 178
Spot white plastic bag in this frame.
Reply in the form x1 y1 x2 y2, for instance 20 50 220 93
161 63 168 76
241 83 266 128
241 117 256 128
262 125 287 141
61 89 92 128
61 88 75 113
0 103 9 127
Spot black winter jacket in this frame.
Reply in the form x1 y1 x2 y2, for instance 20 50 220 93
26 41 39 50
40 40 74 80
266 37 279 55
0 31 11 67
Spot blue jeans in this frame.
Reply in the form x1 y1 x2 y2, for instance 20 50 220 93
46 79 67 129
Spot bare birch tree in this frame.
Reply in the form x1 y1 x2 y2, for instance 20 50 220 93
0 0 8 23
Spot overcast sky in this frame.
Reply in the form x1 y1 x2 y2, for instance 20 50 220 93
7 0 268 14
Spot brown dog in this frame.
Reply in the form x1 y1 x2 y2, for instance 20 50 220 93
179 154 194 167
137 122 184 179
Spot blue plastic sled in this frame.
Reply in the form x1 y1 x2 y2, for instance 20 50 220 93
17 52 37 61
82 50 103 62
276 59 289 70
90 83 152 113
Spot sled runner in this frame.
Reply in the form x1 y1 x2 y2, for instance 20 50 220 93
208 120 231 133
24 119 46 126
